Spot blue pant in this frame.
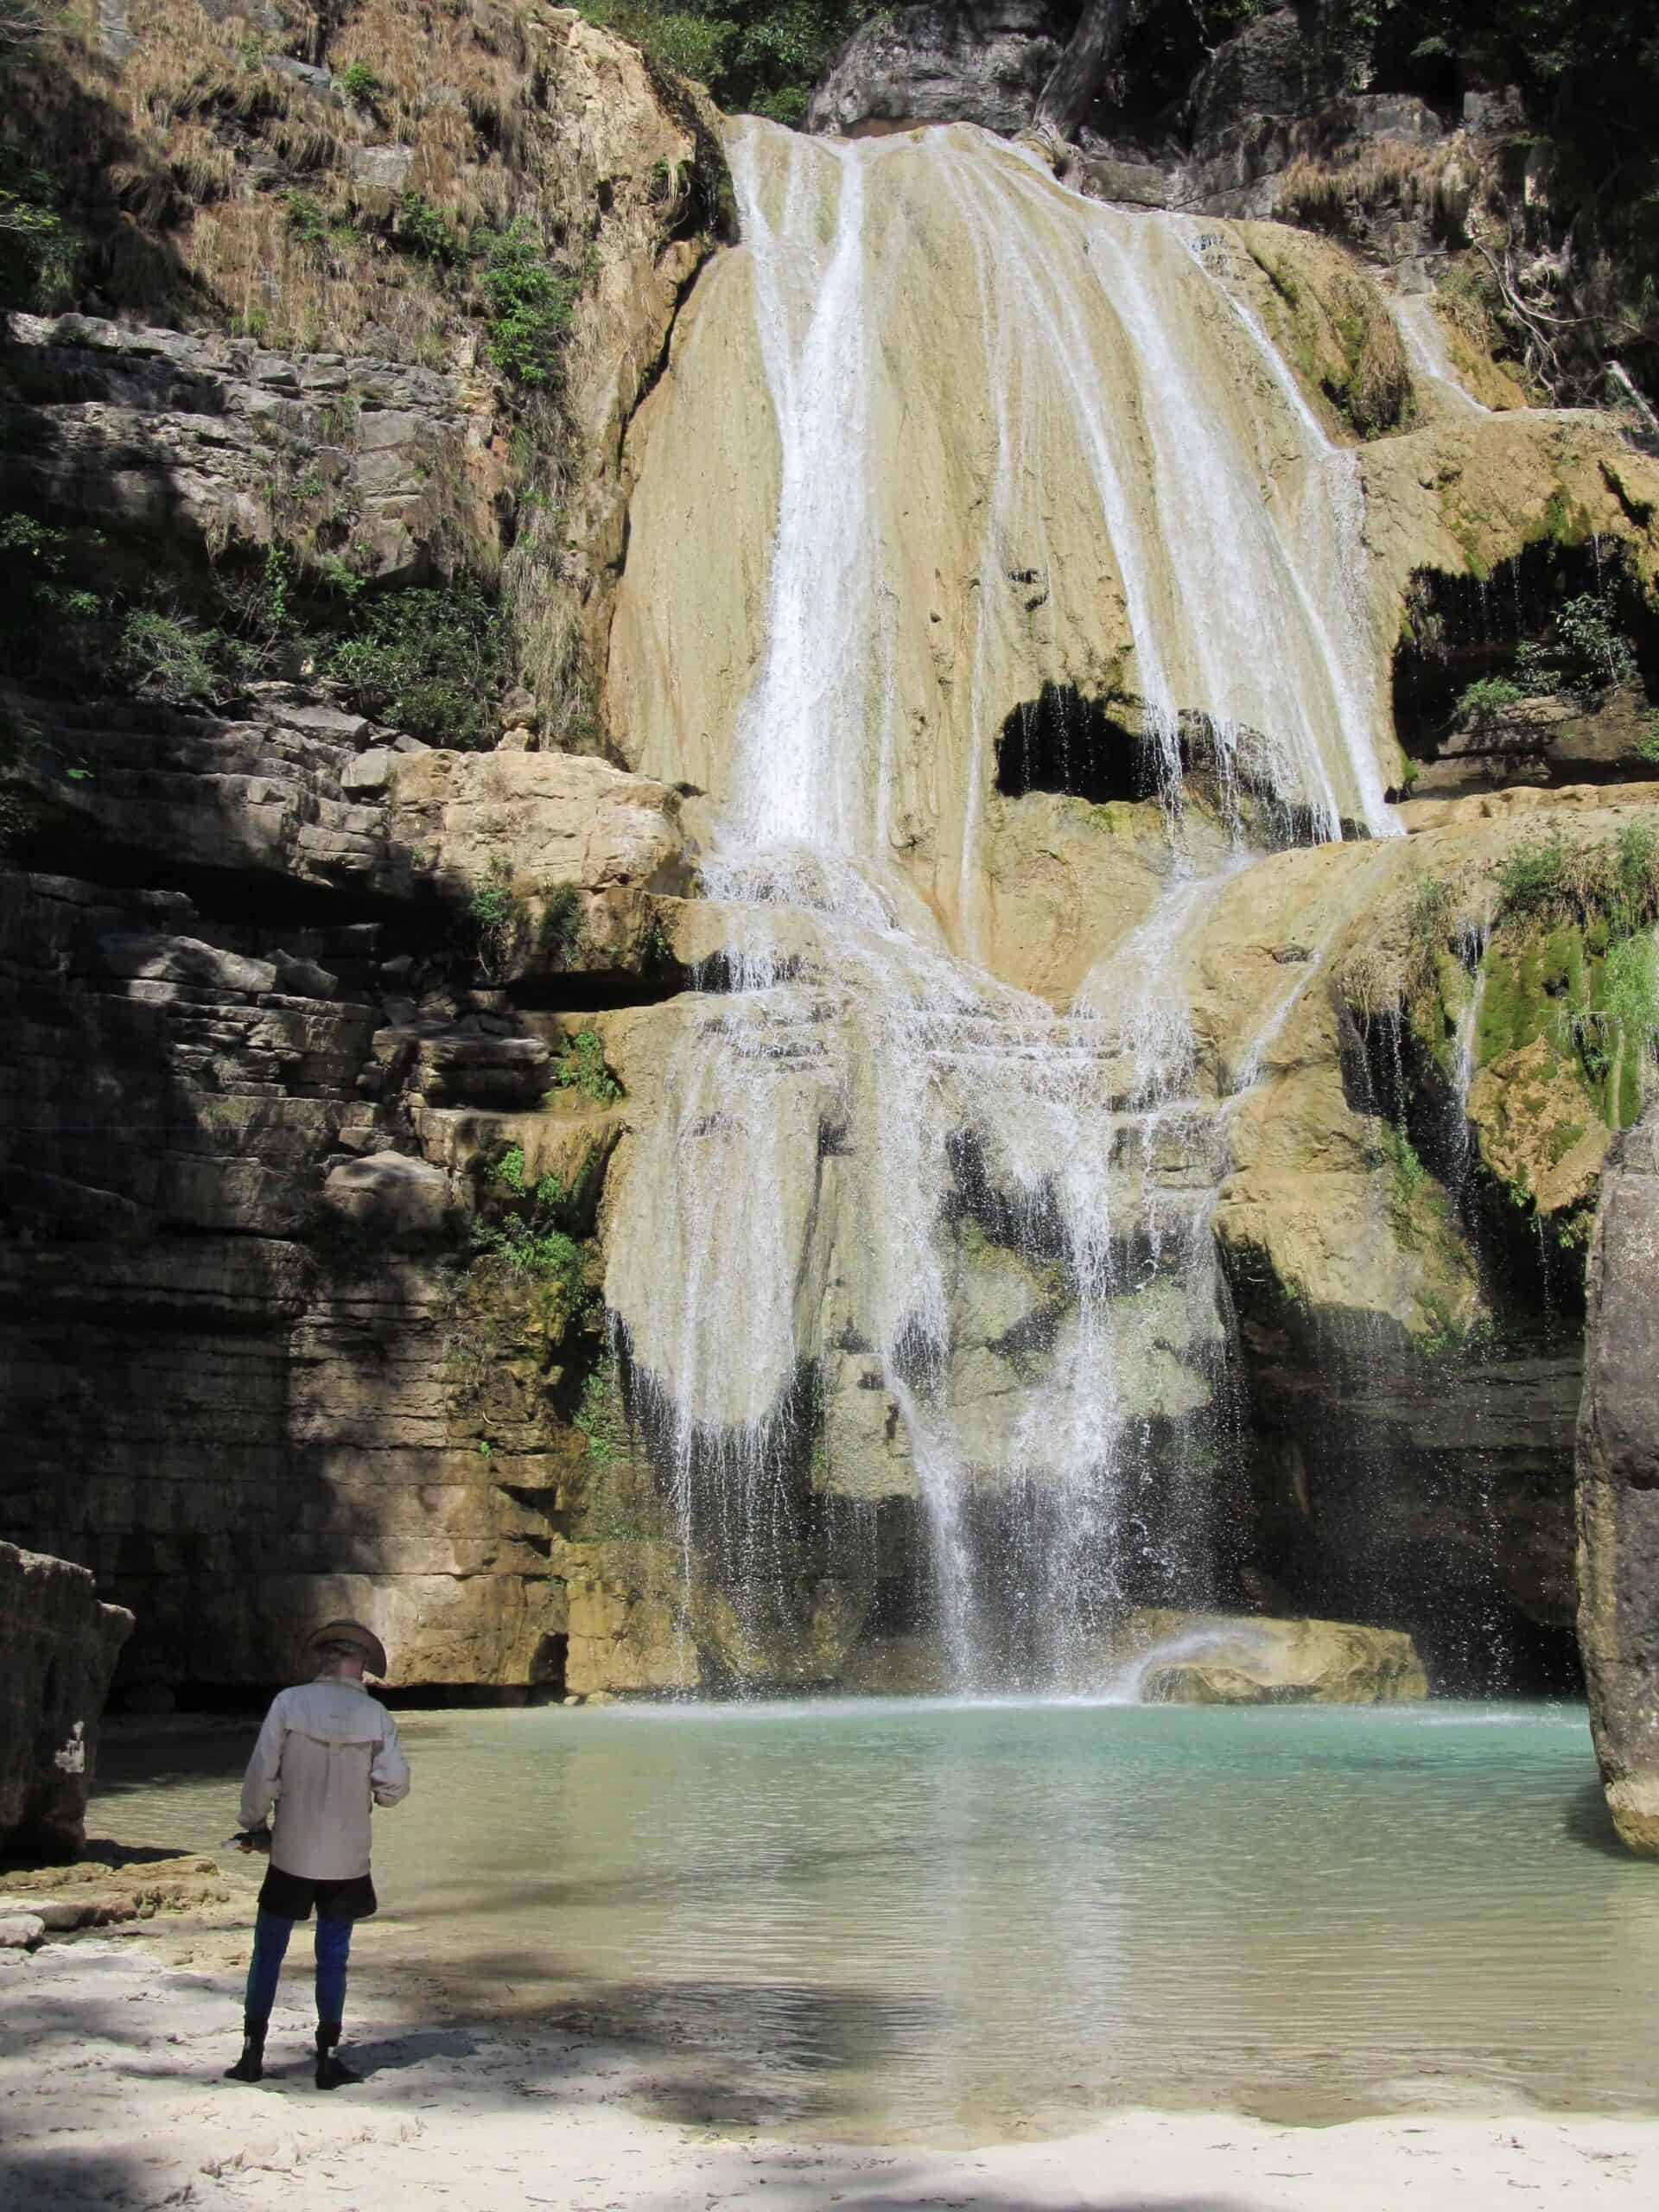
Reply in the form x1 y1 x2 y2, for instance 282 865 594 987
244 1908 353 2029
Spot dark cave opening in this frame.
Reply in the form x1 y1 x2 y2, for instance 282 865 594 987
1391 537 1659 763
994 682 1154 804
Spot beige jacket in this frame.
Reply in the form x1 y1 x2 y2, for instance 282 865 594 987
238 1677 410 1881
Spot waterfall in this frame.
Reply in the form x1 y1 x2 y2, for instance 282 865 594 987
604 120 1403 1694
1394 293 1489 417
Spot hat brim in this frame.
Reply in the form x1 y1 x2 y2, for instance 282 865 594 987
308 1620 389 1678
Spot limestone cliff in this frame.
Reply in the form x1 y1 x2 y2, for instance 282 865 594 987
1578 1101 1659 1853
3 4 1659 1712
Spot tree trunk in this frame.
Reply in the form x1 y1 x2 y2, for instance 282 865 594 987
1032 0 1133 141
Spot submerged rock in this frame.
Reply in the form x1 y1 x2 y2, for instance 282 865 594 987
1113 1608 1429 1704
1578 1103 1659 1854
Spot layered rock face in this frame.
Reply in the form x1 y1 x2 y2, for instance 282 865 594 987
0 1542 132 1856
1578 1103 1659 1853
0 676 696 1690
0 11 728 1696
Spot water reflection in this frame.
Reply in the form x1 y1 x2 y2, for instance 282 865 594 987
94 1700 1659 2133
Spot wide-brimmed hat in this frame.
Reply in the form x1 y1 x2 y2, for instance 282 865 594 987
308 1618 389 1679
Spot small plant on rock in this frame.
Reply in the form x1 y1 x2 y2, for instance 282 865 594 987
1455 674 1526 729
1497 831 1568 918
118 608 219 705
475 220 575 388
1516 594 1638 701
552 1027 622 1104
468 855 522 982
340 60 383 108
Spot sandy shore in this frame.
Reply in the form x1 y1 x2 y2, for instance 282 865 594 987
3 1926 1656 2212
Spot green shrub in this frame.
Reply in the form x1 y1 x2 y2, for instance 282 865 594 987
574 1348 626 1466
1609 817 1659 949
552 1027 622 1103
574 3 887 126
473 1216 586 1301
396 191 466 270
1516 594 1639 700
1497 832 1568 917
475 221 575 387
538 883 582 965
467 855 521 981
1369 1118 1427 1199
284 190 330 249
1604 931 1659 1043
118 609 219 705
1456 674 1527 729
0 145 79 309
324 582 505 746
1408 872 1453 950
340 60 383 107
1637 711 1659 766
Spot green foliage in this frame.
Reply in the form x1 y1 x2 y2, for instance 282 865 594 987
1603 931 1659 1044
1613 816 1659 931
1408 872 1454 950
0 144 78 310
474 220 575 387
538 882 583 965
574 1347 626 1466
468 855 522 982
575 2 887 126
473 1216 586 1305
118 609 219 705
1456 674 1527 728
284 189 329 249
340 60 383 108
1637 712 1659 766
396 191 466 270
552 1027 622 1104
324 582 505 746
1515 593 1638 699
1367 1119 1430 1231
1497 831 1568 917
474 1133 594 1325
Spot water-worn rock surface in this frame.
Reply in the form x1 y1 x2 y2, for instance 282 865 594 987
0 1542 131 1856
1578 1102 1659 1853
3 10 1659 1719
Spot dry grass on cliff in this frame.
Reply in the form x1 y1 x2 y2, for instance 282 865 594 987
1276 134 1491 251
6 0 655 359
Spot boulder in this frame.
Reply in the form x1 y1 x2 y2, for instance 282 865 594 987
1110 1608 1430 1704
0 1542 133 1858
808 3 1070 137
1188 8 1319 145
319 1151 460 1247
1577 1103 1659 1853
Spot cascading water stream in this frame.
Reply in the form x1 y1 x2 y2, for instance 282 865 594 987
605 119 1404 1695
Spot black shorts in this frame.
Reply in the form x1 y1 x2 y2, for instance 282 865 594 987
257 1864 378 1923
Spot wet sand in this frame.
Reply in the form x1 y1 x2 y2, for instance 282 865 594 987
3 1929 1656 2211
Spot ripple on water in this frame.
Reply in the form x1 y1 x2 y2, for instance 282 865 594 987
93 1699 1659 2136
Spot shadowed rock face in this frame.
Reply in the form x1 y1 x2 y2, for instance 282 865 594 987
808 3 1070 137
0 1541 132 1857
1578 1103 1659 1853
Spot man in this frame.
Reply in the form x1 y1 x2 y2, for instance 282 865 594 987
225 1618 410 2090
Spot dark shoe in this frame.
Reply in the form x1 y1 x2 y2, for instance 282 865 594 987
314 2022 360 2092
224 2027 266 2084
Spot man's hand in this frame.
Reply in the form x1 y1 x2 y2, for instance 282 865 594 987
227 1825 272 1855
